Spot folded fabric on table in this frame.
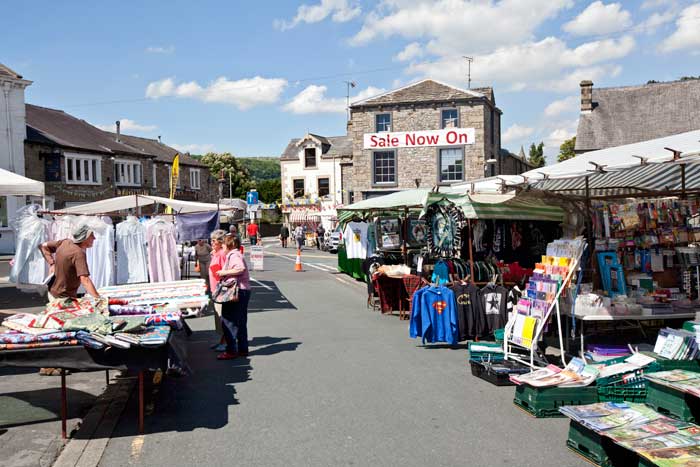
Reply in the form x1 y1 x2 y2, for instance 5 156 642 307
0 330 77 344
144 311 182 329
2 314 59 335
110 316 146 333
75 331 105 349
0 339 79 350
62 314 114 334
116 326 170 347
108 305 158 316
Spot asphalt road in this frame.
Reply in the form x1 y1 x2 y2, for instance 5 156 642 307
98 243 587 467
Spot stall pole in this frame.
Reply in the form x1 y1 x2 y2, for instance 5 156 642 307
402 206 409 265
467 219 475 284
60 369 67 439
138 370 144 434
584 176 593 251
105 370 110 386
681 164 687 199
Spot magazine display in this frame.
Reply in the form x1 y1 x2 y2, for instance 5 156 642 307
645 370 700 398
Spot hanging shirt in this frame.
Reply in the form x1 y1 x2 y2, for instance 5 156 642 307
450 282 486 340
146 219 181 283
343 222 369 259
481 284 509 334
116 217 148 285
431 260 450 285
83 216 115 290
10 205 50 286
409 286 458 345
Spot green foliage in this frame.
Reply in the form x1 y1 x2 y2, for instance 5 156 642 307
528 141 545 168
257 179 282 204
239 157 280 181
680 76 700 81
200 152 253 198
557 136 576 162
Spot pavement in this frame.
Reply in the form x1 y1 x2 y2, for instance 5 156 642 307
94 241 586 467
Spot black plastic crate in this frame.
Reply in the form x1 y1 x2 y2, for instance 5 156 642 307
469 359 529 386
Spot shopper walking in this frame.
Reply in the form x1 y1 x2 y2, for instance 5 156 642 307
247 220 259 246
216 234 251 360
208 230 228 352
280 223 289 248
316 224 325 250
194 239 213 292
294 224 304 250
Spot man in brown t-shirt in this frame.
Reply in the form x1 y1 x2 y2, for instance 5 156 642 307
39 224 100 299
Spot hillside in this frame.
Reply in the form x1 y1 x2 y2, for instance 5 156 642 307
239 157 280 181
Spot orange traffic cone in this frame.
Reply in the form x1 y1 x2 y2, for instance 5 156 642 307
295 249 303 272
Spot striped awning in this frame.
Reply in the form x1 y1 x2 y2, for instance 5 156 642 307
289 209 321 223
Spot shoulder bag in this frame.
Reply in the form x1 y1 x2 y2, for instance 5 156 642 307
212 252 240 304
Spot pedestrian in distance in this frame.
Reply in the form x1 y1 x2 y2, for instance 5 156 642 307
247 219 259 246
280 223 289 248
194 238 213 293
294 224 304 250
216 234 251 360
208 230 228 352
316 224 325 250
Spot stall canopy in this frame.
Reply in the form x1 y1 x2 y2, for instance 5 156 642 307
52 195 234 215
290 209 321 224
0 168 45 196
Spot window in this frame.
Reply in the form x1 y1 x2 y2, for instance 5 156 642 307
373 151 396 185
318 178 330 197
439 148 464 182
114 160 142 186
441 109 458 128
189 168 201 190
375 113 391 132
65 154 101 185
304 147 316 168
293 179 305 198
152 164 157 189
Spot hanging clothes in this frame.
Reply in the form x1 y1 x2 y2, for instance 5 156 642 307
450 282 485 340
146 219 181 282
50 215 79 241
77 216 115 290
10 205 50 286
116 216 149 284
409 285 458 345
431 260 450 285
481 283 509 334
343 221 369 259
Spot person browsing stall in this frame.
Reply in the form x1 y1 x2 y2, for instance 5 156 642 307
38 224 100 299
195 238 213 291
216 234 251 360
208 229 228 352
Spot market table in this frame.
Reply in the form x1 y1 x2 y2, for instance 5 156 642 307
0 330 188 437
563 311 697 358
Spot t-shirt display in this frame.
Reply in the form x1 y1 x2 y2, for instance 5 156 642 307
344 221 369 259
426 202 465 258
481 283 508 334
450 282 486 340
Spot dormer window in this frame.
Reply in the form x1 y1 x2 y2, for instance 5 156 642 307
304 147 317 168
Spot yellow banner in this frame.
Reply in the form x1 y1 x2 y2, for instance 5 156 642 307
166 154 180 214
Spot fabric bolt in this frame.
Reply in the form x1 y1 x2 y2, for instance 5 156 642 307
343 222 369 259
481 284 509 334
62 314 114 334
145 219 181 282
0 339 79 350
75 331 105 349
116 216 149 284
108 305 158 315
176 211 220 243
10 205 50 286
221 289 250 354
0 331 76 344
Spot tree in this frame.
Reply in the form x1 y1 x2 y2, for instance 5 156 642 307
257 179 282 204
528 141 545 168
239 157 280 181
200 152 253 199
557 136 576 162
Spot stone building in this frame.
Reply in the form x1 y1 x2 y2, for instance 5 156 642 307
575 79 700 154
348 79 525 201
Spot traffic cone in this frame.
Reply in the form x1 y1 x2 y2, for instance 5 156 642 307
295 248 303 272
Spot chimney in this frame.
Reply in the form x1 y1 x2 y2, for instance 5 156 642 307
580 80 593 113
157 135 162 144
115 120 121 142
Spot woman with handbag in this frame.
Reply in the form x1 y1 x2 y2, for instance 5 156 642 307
215 234 251 360
208 230 228 352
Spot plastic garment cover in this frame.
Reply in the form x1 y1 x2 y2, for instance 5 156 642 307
50 215 79 241
80 216 115 290
10 205 50 285
145 219 181 282
116 216 148 284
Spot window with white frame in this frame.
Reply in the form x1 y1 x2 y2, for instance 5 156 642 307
189 168 201 190
114 160 142 186
439 148 464 182
373 151 396 185
65 153 101 185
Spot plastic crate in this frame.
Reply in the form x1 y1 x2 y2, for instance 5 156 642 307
652 357 700 372
467 341 505 362
646 381 700 423
566 421 640 467
514 384 598 418
469 359 528 386
597 383 648 403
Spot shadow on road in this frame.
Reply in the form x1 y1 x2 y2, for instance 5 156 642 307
248 280 297 313
0 387 97 429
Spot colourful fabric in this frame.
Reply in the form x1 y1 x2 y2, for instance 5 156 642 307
61 314 114 334
409 286 458 345
0 339 78 350
76 331 105 349
0 331 76 344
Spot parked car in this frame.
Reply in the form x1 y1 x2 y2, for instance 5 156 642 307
326 226 342 253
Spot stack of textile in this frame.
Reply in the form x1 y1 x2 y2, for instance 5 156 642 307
0 330 78 350
99 279 208 318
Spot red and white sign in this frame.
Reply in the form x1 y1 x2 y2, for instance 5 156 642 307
363 128 475 149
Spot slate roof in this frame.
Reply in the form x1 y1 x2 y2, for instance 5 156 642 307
103 132 205 167
351 79 486 107
280 135 352 161
576 79 700 152
0 63 22 79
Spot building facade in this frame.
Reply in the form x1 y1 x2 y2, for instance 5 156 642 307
575 79 700 154
348 79 510 201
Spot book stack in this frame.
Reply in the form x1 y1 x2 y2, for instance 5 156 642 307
510 357 600 387
654 328 699 360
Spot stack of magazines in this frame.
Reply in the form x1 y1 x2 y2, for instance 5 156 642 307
654 328 699 360
509 357 600 387
560 402 700 465
645 370 700 398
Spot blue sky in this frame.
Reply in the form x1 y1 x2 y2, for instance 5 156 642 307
4 0 700 162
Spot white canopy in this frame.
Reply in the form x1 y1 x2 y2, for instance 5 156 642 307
53 195 234 215
0 168 45 196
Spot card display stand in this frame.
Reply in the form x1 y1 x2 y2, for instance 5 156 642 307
645 381 700 422
514 385 598 418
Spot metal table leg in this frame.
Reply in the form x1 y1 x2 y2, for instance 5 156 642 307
60 369 67 439
138 370 144 434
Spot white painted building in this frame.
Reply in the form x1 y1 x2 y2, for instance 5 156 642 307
279 133 351 227
0 64 32 253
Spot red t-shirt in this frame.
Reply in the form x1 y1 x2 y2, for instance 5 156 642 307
246 224 259 236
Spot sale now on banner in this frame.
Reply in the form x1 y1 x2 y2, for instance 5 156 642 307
363 128 476 149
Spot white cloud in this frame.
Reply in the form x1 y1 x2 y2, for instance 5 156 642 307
641 0 676 10
394 42 424 62
407 36 631 93
542 119 579 162
274 0 361 30
543 96 579 118
639 9 678 34
563 1 632 36
502 124 534 144
146 45 175 54
659 4 700 53
283 85 385 114
170 143 216 154
96 118 157 133
145 76 288 110
350 0 573 54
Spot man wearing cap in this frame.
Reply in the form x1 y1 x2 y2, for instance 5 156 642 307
39 224 100 299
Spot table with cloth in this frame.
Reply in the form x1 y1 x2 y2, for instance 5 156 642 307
371 273 425 320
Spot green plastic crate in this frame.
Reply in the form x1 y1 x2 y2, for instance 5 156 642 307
467 342 504 361
566 420 612 467
514 384 598 418
652 357 700 372
597 383 648 403
646 381 700 423
682 320 698 332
